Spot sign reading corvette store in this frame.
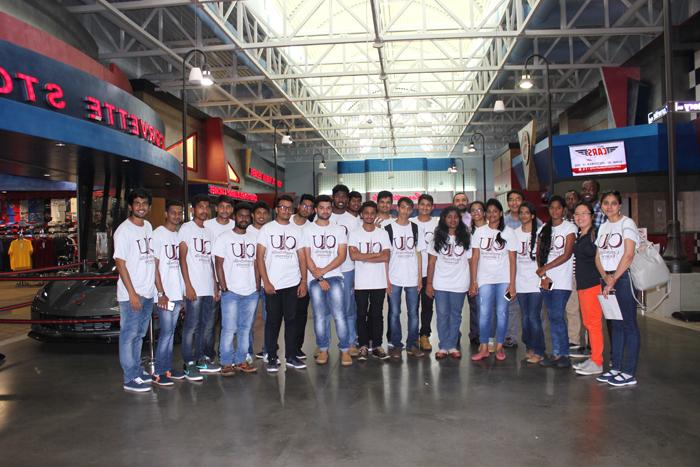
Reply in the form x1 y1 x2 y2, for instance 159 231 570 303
0 40 165 148
568 141 628 176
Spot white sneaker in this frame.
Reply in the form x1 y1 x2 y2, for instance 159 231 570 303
575 359 604 376
572 358 589 370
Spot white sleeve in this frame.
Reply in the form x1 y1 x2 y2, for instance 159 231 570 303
113 227 127 260
212 235 225 258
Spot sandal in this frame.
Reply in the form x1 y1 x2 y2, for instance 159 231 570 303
471 350 490 361
435 350 448 360
449 350 462 359
496 349 506 361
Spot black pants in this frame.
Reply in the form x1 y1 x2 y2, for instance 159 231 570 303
294 294 310 353
468 294 479 340
265 285 299 361
386 294 392 343
355 289 386 348
419 276 435 337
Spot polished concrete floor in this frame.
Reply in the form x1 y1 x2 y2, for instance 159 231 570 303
0 311 699 467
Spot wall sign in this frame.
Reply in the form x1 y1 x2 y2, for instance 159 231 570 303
208 185 258 202
0 40 165 148
248 167 283 188
569 141 628 176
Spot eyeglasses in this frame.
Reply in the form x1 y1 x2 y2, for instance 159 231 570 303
276 205 292 211
299 204 314 209
470 208 484 213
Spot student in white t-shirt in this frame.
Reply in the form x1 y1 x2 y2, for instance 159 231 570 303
151 199 188 386
213 202 259 375
291 194 314 361
513 201 545 364
247 201 271 359
330 184 362 357
257 194 308 373
386 197 425 359
470 199 517 362
535 196 577 369
178 194 220 379
374 190 396 228
412 194 439 351
302 195 352 367
203 195 234 241
114 188 156 393
349 201 391 361
425 206 472 360
596 190 640 387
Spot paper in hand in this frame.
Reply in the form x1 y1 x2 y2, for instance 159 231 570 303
598 294 623 320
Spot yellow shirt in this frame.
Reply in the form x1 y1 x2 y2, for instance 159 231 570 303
9 238 33 271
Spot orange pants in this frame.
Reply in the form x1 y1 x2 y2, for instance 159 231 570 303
578 285 604 366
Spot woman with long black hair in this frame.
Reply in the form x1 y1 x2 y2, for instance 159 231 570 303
470 199 517 362
536 195 577 369
514 201 545 363
468 200 487 347
425 206 472 359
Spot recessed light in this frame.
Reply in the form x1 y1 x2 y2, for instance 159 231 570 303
122 159 130 163
154 172 160 176
1 191 7 194
44 173 51 177
55 142 66 147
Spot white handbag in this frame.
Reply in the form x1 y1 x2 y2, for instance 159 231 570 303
629 240 670 314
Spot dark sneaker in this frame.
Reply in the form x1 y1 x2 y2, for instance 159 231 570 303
153 374 174 386
266 358 280 373
358 346 369 362
296 350 307 360
503 337 518 348
255 351 266 360
236 362 258 373
221 364 236 377
285 357 307 369
197 358 221 374
166 370 186 380
596 370 620 383
371 347 390 360
607 374 638 387
389 347 402 360
407 346 425 358
140 372 153 384
184 361 204 382
539 356 560 367
555 356 572 368
124 379 151 393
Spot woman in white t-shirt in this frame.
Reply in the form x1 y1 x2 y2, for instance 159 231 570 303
514 201 545 363
535 195 577 369
425 206 472 360
595 190 640 387
470 199 517 362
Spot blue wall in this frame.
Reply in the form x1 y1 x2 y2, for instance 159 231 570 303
338 157 455 174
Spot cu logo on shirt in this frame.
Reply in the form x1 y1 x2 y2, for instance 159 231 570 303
440 243 466 257
479 237 505 251
517 241 530 256
193 238 211 254
164 244 178 260
231 242 256 258
598 233 623 249
313 234 337 249
393 235 415 251
424 231 434 246
270 234 297 250
550 235 566 250
359 241 382 254
136 237 153 255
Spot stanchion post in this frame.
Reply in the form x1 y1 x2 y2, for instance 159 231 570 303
147 312 156 376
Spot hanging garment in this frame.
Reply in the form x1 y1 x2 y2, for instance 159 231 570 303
8 237 33 271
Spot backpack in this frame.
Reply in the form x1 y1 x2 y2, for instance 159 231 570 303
385 222 419 249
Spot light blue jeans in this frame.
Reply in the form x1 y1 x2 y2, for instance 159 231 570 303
155 300 182 375
434 290 466 351
119 296 154 383
478 283 509 345
342 270 357 345
309 277 350 351
389 285 419 349
220 291 259 365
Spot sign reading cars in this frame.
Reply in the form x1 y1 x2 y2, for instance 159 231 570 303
568 141 628 176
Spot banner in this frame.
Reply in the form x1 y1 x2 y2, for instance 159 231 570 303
517 120 539 190
569 141 628 176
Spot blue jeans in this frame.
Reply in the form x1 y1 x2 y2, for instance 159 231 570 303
155 300 182 375
220 291 259 365
610 272 640 375
542 289 571 357
389 285 419 349
342 270 357 345
119 296 154 383
248 290 266 354
517 292 545 356
478 283 509 344
182 295 215 363
434 290 466 351
309 277 350 351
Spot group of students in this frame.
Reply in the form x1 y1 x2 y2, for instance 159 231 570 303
115 179 642 393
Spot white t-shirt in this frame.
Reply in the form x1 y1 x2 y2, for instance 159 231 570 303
428 234 472 293
302 222 347 284
514 226 540 294
542 221 577 291
204 217 234 241
377 216 395 228
472 226 518 285
291 215 311 229
412 217 439 277
386 221 425 287
330 211 361 273
349 226 391 290
113 218 156 302
257 220 303 290
597 216 639 271
212 230 258 296
178 221 215 297
152 226 184 301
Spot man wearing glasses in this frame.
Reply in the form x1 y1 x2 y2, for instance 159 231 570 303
257 195 308 372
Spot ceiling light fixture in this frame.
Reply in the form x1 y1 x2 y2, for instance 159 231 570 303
494 99 506 113
518 73 534 89
281 132 293 145
372 40 384 49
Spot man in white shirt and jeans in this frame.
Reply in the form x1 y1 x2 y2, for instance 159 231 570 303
257 195 308 372
114 188 157 393
179 194 221 379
